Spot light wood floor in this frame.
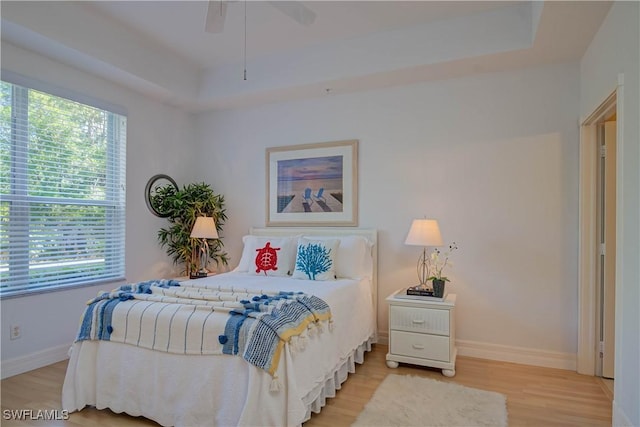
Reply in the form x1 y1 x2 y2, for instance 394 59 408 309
1 344 611 426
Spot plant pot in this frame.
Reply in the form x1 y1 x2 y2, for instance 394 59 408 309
432 279 446 298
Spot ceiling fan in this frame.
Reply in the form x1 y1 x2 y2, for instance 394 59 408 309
205 0 316 33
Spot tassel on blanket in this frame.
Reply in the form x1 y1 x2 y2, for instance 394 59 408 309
328 319 335 332
307 322 317 337
298 332 308 351
289 336 299 354
270 375 282 392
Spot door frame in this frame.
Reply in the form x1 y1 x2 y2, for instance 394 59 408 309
577 77 623 376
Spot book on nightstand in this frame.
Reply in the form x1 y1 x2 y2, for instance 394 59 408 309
395 286 447 302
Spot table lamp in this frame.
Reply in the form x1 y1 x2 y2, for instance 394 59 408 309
190 216 218 278
405 218 443 288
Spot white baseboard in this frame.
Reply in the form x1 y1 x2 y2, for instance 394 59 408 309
1 344 71 379
456 339 576 371
377 331 389 345
612 400 634 427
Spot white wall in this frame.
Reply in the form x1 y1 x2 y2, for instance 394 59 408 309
195 62 581 366
580 3 640 426
0 42 198 376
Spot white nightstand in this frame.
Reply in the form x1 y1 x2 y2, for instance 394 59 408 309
385 289 457 377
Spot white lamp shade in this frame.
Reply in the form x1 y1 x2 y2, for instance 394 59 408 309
405 219 443 246
190 216 219 239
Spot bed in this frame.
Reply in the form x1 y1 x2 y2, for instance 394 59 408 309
62 227 377 426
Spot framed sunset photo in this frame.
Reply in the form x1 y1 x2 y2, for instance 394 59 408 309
266 140 358 226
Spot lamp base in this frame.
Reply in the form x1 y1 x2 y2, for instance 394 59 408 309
416 248 430 286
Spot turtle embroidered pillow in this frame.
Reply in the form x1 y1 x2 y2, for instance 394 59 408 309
292 237 339 281
236 236 297 276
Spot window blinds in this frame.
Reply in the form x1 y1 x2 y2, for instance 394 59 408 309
0 81 126 296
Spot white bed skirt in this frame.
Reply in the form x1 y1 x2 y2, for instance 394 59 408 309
63 337 374 426
301 338 373 422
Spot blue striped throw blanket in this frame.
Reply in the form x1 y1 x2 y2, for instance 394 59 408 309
219 291 332 387
76 279 332 389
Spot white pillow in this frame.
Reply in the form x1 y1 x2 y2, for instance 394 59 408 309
236 236 298 276
303 235 373 279
292 237 339 281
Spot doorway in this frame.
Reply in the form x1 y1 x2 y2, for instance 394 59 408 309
596 116 616 380
577 89 619 384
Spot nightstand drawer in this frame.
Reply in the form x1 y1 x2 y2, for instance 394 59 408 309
390 330 450 362
390 305 450 336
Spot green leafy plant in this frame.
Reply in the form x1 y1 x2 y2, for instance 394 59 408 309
427 242 458 282
153 182 228 275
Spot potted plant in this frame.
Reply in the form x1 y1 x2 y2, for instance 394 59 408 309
427 242 458 298
152 182 229 276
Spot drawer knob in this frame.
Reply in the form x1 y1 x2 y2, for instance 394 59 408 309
412 344 425 350
411 319 425 324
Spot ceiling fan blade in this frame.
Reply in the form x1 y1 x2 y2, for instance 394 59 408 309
268 1 316 26
205 0 228 33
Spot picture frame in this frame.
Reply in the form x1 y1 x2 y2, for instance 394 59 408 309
266 140 358 226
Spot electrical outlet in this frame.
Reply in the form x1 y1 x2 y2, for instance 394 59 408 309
10 324 21 340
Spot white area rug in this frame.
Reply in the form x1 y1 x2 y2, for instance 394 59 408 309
353 374 508 427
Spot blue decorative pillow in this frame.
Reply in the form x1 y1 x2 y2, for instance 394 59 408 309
292 238 339 281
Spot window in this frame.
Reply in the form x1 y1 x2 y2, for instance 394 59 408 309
0 80 126 297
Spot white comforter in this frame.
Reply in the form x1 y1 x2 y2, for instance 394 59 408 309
62 272 376 426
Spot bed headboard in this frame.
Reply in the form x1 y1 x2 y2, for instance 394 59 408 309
249 227 378 332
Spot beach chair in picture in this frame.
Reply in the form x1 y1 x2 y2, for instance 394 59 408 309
302 188 314 209
313 187 326 203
